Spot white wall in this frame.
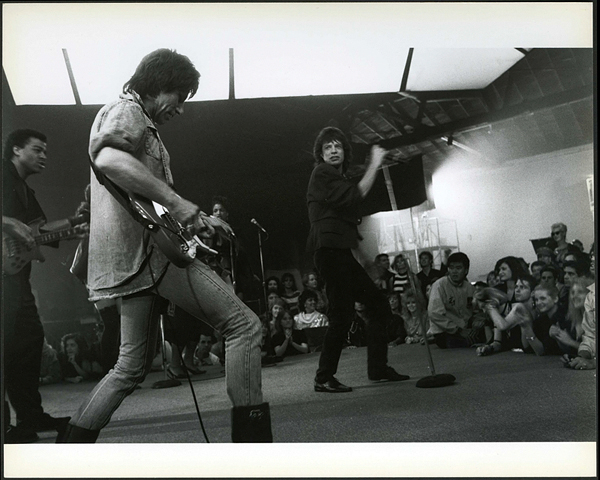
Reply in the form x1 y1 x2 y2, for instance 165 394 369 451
429 143 594 281
355 143 594 282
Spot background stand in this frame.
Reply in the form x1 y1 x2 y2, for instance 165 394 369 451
152 314 181 389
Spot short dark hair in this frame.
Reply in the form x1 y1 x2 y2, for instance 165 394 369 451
312 126 353 173
281 272 298 290
3 129 46 162
530 260 546 271
563 260 588 277
419 251 434 262
123 49 200 101
375 253 389 262
447 252 470 270
540 265 558 280
211 195 229 210
516 274 537 291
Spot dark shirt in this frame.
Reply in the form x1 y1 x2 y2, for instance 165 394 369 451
531 307 565 355
271 329 308 356
2 161 46 225
417 268 442 298
306 163 363 252
388 313 407 344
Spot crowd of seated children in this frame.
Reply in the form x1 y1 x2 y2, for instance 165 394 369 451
58 333 103 383
301 271 328 313
272 310 309 357
294 290 329 352
399 290 429 345
550 276 594 357
280 272 301 315
39 338 61 386
386 293 407 346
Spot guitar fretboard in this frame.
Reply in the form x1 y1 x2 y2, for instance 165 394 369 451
36 228 80 246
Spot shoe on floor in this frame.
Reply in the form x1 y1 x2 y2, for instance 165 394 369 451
5 424 39 443
314 377 353 393
369 366 410 382
22 413 71 432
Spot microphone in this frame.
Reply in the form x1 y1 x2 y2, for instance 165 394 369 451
250 218 267 234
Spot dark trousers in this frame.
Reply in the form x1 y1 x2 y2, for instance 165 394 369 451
2 265 46 428
314 248 389 382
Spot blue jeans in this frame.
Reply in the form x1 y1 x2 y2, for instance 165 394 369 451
70 260 263 431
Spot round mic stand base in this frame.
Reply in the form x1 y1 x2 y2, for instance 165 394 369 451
416 373 456 388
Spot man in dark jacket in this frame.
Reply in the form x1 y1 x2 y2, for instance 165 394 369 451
306 126 409 393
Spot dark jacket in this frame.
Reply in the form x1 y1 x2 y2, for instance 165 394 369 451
305 163 363 252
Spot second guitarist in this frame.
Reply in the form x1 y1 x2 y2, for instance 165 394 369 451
2 129 72 444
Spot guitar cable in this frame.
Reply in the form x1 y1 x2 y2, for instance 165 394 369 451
165 312 211 443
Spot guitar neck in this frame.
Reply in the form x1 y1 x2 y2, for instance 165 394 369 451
35 227 80 246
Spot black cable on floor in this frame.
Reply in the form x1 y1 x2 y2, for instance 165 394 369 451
166 313 210 443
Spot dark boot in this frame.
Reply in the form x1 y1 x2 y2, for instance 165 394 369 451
56 423 100 443
231 403 273 443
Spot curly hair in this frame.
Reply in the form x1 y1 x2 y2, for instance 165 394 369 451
494 256 526 281
60 332 90 364
312 126 353 173
123 48 200 102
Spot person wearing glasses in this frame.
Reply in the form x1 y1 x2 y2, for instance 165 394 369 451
550 223 579 269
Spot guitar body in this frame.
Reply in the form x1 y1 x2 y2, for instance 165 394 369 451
2 220 87 276
128 194 218 268
2 220 47 275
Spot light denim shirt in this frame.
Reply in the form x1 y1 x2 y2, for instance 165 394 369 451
86 90 172 301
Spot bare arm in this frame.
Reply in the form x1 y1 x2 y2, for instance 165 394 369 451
357 145 386 198
94 147 206 234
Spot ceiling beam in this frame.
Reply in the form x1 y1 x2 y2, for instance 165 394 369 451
400 47 414 92
377 84 592 149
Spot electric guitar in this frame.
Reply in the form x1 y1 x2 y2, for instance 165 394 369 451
126 192 223 268
2 220 88 275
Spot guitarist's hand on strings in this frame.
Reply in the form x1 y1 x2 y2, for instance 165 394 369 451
2 216 35 248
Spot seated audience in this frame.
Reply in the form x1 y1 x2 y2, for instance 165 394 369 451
563 282 595 370
390 254 422 296
478 275 537 356
524 285 564 356
551 222 579 268
470 281 494 346
301 271 329 313
59 333 103 383
280 272 301 315
399 290 429 345
346 302 368 348
427 252 476 349
549 277 594 357
164 307 206 379
536 246 556 267
294 290 329 352
494 256 527 305
416 250 442 302
193 333 222 367
39 338 61 386
371 253 396 293
265 276 282 296
563 260 591 287
387 292 407 346
530 260 546 283
272 310 309 357
486 270 500 288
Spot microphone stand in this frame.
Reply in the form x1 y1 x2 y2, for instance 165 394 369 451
257 228 268 314
229 233 237 294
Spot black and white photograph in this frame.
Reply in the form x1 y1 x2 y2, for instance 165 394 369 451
1 2 595 478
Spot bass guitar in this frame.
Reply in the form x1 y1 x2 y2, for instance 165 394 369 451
2 220 88 275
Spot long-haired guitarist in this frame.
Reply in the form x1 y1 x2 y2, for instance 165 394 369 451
58 49 271 443
2 129 72 443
